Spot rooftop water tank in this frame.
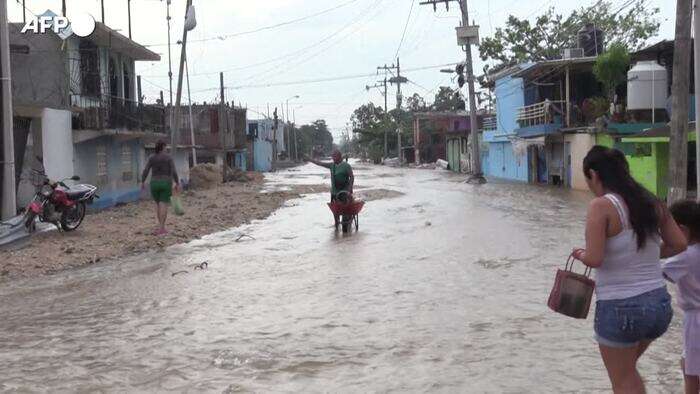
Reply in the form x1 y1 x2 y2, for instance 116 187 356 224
577 24 604 56
627 61 668 111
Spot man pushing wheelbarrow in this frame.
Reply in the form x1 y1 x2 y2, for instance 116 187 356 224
305 150 363 232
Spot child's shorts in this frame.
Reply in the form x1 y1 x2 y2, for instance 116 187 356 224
684 310 700 376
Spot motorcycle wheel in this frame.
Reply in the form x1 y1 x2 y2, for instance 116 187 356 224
60 202 86 231
24 211 37 233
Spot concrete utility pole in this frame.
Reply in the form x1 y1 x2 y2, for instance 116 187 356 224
695 0 700 202
668 0 693 203
220 72 228 183
165 0 174 129
127 0 132 39
366 77 389 158
171 0 193 157
378 61 407 162
1 0 16 219
420 0 485 183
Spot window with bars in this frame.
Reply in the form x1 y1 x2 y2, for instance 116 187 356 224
121 144 133 181
96 145 108 185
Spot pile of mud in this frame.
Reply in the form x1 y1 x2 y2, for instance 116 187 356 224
189 164 252 189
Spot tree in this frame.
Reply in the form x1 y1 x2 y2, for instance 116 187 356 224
432 87 465 111
406 93 428 112
479 1 660 73
593 43 630 102
296 119 334 156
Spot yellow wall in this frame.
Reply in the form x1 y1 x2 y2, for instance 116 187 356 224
565 133 596 191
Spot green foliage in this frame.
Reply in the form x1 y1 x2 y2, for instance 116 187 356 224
593 43 631 99
406 93 428 112
581 96 610 122
479 1 659 73
296 119 334 157
432 87 465 111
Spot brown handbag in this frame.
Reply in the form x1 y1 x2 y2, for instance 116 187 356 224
547 254 596 319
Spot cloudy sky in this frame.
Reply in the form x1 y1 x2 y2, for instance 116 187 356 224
8 0 677 140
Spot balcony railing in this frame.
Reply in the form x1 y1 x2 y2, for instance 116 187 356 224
482 116 497 131
517 100 565 128
71 94 166 133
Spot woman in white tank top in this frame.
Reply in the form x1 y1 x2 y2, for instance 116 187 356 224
572 146 687 393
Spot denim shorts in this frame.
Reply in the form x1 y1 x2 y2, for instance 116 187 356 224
594 287 673 348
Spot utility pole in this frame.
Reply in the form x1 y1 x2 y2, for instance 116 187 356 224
378 61 407 162
171 0 193 157
165 0 173 132
695 0 700 202
62 0 66 16
293 109 298 161
186 55 196 166
421 0 485 183
219 72 228 182
101 0 105 23
0 0 16 219
127 0 132 39
668 0 693 203
366 77 389 158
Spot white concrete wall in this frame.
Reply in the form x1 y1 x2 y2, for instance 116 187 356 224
172 150 190 186
564 133 596 191
41 108 74 181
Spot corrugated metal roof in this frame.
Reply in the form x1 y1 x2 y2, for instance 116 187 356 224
510 56 598 78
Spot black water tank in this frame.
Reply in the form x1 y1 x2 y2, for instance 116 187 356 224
577 23 604 56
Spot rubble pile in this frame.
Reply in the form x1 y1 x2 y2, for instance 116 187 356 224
190 164 253 189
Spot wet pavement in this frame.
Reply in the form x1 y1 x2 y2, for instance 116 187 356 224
0 163 685 392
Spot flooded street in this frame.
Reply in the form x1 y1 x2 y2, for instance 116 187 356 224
0 163 684 392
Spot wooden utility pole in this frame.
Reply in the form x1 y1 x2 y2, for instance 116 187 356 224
171 0 193 157
668 0 693 203
62 0 66 16
137 75 143 129
219 72 228 182
695 0 700 202
101 0 105 23
0 0 16 219
421 0 485 183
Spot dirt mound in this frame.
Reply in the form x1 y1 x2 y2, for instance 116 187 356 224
190 164 252 189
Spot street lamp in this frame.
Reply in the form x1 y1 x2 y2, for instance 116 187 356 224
286 95 300 161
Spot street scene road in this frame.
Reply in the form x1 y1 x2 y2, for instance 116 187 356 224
0 164 684 392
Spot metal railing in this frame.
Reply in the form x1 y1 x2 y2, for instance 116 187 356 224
516 100 565 128
482 116 497 131
71 94 166 133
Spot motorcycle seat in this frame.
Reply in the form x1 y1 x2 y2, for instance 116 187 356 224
64 184 94 201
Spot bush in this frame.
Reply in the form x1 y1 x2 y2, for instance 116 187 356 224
593 43 630 100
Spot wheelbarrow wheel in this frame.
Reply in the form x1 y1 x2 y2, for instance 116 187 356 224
341 214 350 233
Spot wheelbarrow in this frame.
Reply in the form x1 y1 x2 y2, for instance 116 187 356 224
327 191 365 233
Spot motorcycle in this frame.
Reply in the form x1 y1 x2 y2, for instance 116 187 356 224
23 160 98 233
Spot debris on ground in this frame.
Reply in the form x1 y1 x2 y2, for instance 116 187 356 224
435 159 449 170
189 164 254 190
382 157 400 167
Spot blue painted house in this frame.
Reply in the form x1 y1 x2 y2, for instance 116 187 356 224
247 119 275 172
482 64 533 182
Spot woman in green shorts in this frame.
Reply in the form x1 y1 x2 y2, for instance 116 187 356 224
141 140 180 236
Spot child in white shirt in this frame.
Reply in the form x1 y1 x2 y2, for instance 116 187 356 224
663 200 700 394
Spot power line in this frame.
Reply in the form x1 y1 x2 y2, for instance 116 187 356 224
394 0 416 59
190 62 460 92
142 0 363 47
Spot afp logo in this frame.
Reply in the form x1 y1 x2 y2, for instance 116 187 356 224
21 10 96 38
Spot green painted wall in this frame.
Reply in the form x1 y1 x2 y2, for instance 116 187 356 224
655 143 669 199
624 142 670 199
596 134 615 148
626 149 657 196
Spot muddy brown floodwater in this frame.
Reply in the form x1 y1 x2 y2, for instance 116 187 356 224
0 163 685 392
